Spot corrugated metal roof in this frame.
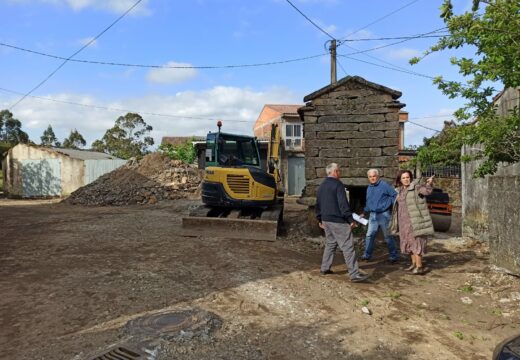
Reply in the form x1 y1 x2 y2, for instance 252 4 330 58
51 148 122 160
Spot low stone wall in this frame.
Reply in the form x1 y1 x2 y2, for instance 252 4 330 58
488 175 520 275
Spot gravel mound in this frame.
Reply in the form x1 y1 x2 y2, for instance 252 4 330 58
65 152 202 206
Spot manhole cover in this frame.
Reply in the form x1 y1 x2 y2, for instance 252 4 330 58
125 309 222 340
126 311 194 334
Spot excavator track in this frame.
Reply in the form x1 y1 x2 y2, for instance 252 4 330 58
181 204 283 241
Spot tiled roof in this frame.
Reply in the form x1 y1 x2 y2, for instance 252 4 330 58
264 104 302 115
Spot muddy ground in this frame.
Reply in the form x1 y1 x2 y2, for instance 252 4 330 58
0 197 519 360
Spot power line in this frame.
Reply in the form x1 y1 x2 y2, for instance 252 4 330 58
338 54 436 79
0 87 253 123
407 120 441 133
285 0 335 40
0 42 328 69
343 0 423 40
8 0 144 110
337 58 348 76
341 34 448 42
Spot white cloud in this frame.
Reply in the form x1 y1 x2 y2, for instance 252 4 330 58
0 86 299 147
9 0 151 15
146 62 198 84
387 48 422 60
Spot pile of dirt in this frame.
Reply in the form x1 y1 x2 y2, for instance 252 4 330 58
65 152 203 206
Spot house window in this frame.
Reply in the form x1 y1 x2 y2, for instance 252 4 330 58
285 123 302 149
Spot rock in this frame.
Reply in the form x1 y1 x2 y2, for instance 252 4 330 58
460 297 473 305
361 306 372 315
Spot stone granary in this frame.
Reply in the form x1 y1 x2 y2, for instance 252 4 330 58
298 75 405 211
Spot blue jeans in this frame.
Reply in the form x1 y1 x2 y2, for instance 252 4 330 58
363 211 399 260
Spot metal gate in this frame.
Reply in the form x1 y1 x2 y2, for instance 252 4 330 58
21 159 61 197
287 156 305 196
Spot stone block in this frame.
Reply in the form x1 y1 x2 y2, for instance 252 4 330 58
349 156 397 168
385 113 399 121
350 138 398 148
304 115 318 124
316 167 326 178
330 89 374 99
318 114 385 124
382 146 399 156
313 123 359 132
305 139 349 149
320 147 381 158
384 130 399 138
348 131 385 139
305 147 319 157
359 122 399 131
317 131 353 140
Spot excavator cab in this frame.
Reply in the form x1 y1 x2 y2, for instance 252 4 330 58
181 122 283 241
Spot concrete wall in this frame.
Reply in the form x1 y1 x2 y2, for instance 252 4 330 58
300 79 403 197
5 144 84 197
488 176 520 275
461 87 520 274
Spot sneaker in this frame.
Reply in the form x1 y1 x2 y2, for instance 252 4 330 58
360 256 371 262
404 264 415 271
350 273 370 283
389 258 400 264
320 269 334 275
411 266 428 275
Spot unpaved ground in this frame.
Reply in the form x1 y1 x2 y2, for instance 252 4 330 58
0 197 519 360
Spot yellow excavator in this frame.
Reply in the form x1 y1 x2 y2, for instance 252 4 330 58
181 121 284 241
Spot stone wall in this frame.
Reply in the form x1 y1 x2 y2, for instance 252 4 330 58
433 177 461 212
488 176 520 275
300 77 403 197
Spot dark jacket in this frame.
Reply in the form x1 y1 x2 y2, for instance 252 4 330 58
316 177 354 224
364 179 397 213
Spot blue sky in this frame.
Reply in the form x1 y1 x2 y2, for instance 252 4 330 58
0 0 481 148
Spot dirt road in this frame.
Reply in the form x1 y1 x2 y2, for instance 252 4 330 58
0 198 518 359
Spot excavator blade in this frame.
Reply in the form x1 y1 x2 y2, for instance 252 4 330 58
181 204 282 241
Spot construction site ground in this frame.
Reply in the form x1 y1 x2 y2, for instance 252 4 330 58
1 197 519 360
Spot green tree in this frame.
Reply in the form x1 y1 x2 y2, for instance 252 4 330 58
40 125 61 147
159 138 196 164
62 129 86 149
0 109 29 145
411 0 520 177
92 113 154 159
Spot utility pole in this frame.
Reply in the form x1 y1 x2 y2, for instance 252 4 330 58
330 39 337 84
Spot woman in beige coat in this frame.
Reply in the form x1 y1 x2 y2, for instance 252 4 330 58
390 170 434 275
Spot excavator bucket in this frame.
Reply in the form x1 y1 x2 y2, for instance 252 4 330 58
181 204 283 241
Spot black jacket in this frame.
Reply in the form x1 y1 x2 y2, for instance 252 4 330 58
316 177 354 224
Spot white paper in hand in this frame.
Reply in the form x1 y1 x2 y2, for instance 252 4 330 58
353 213 368 226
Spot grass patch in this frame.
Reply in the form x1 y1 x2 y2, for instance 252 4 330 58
492 308 503 316
385 291 401 300
360 299 370 306
453 331 464 340
457 284 474 293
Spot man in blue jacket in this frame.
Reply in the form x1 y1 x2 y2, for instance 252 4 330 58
361 169 399 262
316 163 370 283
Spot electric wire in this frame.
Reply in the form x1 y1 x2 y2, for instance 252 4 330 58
0 42 328 69
342 0 423 41
285 0 335 39
8 0 144 110
407 120 441 133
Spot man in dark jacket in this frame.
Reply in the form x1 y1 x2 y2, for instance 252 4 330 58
316 163 370 283
361 169 399 262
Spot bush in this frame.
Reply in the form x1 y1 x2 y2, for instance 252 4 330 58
160 139 196 164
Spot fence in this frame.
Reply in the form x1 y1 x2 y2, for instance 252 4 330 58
421 165 461 178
